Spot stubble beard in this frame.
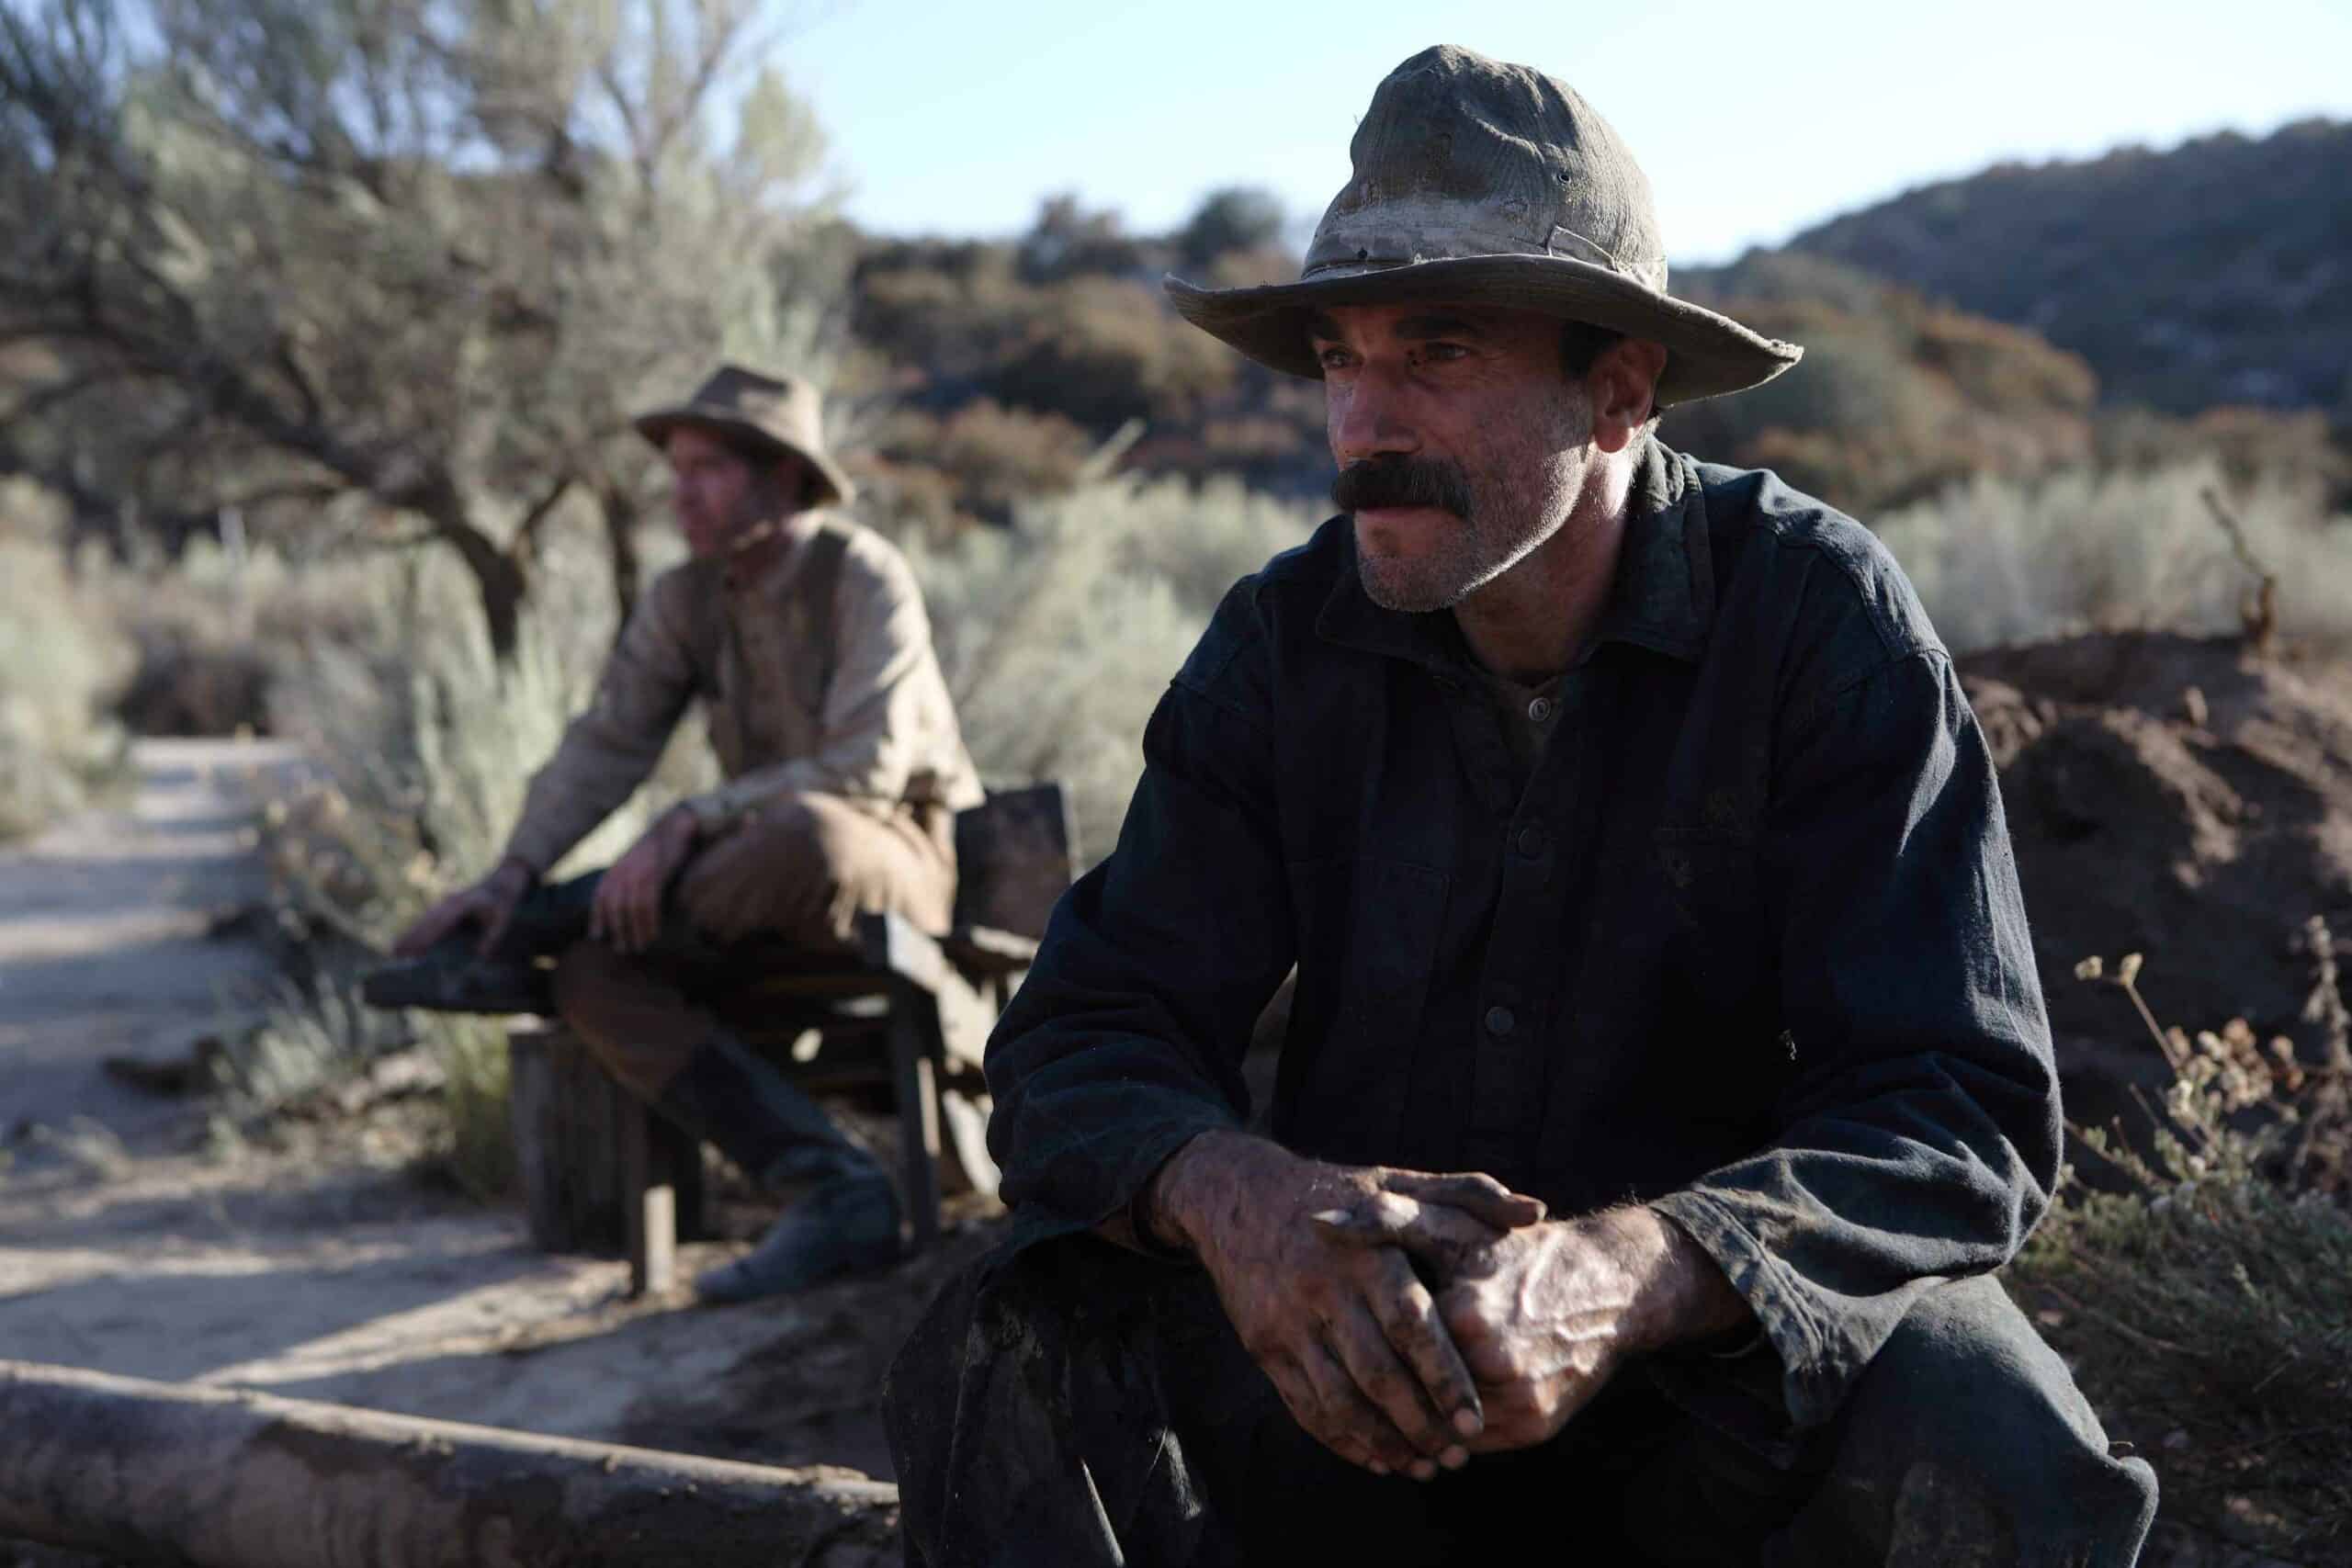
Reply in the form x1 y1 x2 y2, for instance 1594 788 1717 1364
1355 384 1593 614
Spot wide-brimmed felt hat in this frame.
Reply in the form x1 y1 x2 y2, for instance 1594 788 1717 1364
633 364 856 506
1166 46 1802 408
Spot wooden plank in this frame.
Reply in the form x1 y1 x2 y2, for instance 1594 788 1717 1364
940 924 1039 976
951 784 1076 940
619 1100 674 1296
886 992 943 1252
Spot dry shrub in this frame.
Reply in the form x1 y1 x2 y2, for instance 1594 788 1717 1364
2010 935 2352 1557
233 529 710 1191
989 276 1238 432
908 472 1317 860
0 537 130 838
1665 285 2098 513
863 400 1095 536
2097 405 2352 508
1877 461 2352 656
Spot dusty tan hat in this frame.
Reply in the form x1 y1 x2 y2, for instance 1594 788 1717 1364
1166 46 1802 408
633 364 856 506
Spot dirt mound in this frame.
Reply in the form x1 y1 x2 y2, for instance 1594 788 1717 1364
1961 632 2352 1129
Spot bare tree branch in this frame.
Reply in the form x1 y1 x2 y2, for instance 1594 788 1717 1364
512 470 577 558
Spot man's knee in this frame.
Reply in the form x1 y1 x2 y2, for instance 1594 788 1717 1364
680 791 947 947
1792 1276 2156 1566
548 937 626 1033
676 792 851 945
886 1235 1246 1566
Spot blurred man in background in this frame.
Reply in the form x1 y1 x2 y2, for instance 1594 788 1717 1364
383 365 982 1303
886 46 2156 1566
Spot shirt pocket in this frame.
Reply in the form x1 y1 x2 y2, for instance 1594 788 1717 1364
1282 855 1450 1159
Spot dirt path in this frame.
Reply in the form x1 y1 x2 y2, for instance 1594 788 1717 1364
0 740 969 1494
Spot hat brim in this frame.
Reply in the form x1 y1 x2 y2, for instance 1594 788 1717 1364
633 404 857 508
1165 254 1801 408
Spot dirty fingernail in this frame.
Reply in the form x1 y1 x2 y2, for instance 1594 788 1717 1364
1408 1459 1437 1482
1310 1209 1355 1227
1441 1445 1468 1469
1453 1407 1482 1437
1368 1461 1388 1476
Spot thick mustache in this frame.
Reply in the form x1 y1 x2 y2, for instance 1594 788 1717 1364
1331 457 1474 520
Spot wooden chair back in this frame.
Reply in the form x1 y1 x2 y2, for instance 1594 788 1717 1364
950 783 1077 940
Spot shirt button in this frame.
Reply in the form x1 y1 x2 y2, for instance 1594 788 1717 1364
1515 825 1546 857
1527 696 1554 723
1485 1005 1516 1037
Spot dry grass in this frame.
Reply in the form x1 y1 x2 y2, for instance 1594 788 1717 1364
2009 929 2352 1559
1877 461 2352 656
146 527 708 1189
0 537 130 839
908 470 1316 859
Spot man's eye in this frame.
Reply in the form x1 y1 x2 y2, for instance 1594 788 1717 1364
1417 342 1469 363
1315 344 1353 370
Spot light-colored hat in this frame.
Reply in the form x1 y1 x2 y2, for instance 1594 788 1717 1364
1165 46 1803 407
633 364 856 506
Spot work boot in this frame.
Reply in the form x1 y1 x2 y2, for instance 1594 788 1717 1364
693 1169 901 1304
363 872 727 1013
653 1031 902 1302
361 945 552 1013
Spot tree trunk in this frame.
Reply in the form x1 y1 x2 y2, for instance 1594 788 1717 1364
416 485 531 662
599 481 645 631
469 541 530 663
0 1359 899 1568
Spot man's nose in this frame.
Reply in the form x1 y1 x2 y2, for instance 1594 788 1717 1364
1329 363 1421 467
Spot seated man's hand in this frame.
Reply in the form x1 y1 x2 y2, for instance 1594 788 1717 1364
1145 1129 1544 1480
590 805 701 954
393 857 536 958
1433 1207 1751 1454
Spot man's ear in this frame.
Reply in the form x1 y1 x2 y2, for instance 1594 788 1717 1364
1589 339 1668 455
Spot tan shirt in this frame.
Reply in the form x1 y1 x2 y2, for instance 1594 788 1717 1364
502 514 984 875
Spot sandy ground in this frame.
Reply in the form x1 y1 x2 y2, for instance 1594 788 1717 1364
0 740 982 1505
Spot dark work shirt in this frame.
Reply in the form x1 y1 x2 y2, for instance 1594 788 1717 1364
983 439 2062 1430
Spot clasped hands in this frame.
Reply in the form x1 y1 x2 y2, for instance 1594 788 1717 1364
1140 1129 1744 1480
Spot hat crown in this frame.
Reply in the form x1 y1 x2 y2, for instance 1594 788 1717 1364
1306 46 1668 296
684 364 824 446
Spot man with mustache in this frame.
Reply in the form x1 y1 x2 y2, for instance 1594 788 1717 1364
888 47 2156 1565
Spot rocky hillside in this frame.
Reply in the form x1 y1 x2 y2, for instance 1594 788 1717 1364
1776 118 2352 416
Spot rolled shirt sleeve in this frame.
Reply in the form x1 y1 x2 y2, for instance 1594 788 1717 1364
983 583 1296 1235
501 573 697 876
1652 648 2062 1430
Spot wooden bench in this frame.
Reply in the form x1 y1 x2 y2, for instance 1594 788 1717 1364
509 784 1076 1294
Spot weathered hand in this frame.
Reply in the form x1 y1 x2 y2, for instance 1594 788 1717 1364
590 806 699 954
1148 1131 1545 1479
1432 1207 1749 1454
393 858 536 958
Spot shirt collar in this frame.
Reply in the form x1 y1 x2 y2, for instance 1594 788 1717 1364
721 511 824 595
1315 436 1714 673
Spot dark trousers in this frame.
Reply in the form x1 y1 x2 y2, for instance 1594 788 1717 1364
883 1235 2156 1567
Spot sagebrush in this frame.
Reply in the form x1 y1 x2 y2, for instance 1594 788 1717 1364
1878 461 2352 656
0 536 129 839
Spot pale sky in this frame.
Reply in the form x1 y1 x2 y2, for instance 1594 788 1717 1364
776 0 2352 266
